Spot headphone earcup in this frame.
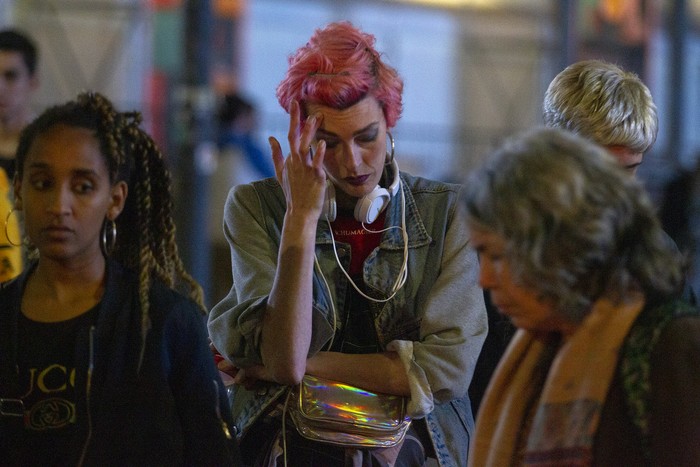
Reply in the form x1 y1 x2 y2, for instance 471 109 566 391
321 180 337 222
354 186 390 224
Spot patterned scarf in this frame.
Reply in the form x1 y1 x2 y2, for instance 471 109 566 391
469 292 645 467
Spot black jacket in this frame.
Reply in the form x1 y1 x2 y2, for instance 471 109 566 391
0 261 239 466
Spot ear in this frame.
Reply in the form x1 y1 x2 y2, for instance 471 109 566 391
106 180 128 221
29 73 39 92
13 175 22 210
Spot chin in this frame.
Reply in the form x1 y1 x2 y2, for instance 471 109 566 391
340 183 371 199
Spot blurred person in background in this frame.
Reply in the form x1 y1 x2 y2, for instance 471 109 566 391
209 92 276 304
0 28 38 181
1 166 21 281
216 91 275 181
0 28 39 282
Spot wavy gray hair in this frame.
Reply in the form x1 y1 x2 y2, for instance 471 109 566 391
464 127 683 322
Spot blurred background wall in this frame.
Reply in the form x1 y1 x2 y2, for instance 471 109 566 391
3 0 700 306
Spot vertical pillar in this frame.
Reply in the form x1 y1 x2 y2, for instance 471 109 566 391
174 0 216 302
556 0 577 71
667 0 687 168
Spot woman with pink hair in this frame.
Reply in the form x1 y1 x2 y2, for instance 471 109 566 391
209 22 486 466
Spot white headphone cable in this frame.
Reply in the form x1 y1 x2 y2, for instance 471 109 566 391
324 181 408 303
314 253 338 350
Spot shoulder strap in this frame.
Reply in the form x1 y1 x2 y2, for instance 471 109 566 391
620 299 698 460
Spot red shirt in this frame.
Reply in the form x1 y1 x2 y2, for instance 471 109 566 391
330 211 386 276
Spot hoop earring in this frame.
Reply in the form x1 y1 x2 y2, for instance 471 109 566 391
4 208 22 247
101 219 117 257
386 131 395 164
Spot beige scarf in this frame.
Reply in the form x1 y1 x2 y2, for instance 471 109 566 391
469 292 645 467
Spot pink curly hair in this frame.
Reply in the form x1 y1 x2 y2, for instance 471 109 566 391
276 21 403 128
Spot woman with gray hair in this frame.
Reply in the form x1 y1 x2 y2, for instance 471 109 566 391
465 127 700 466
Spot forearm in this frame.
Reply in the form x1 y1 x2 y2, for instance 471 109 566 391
305 351 410 396
261 212 318 384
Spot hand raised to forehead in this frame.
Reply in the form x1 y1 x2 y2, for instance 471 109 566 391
269 100 328 218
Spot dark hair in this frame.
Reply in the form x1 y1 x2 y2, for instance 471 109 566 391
0 28 38 75
217 93 255 126
16 92 205 333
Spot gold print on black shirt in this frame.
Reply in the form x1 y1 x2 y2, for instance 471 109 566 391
22 364 77 430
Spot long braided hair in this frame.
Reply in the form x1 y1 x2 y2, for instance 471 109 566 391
16 92 205 332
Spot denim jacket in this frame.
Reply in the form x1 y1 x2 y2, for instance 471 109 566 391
208 172 487 466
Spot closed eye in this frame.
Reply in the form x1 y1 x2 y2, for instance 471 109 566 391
320 137 340 149
356 129 378 143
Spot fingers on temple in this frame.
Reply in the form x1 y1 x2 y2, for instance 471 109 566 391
311 139 326 170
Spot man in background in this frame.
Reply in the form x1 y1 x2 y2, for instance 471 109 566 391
0 28 38 282
0 28 38 181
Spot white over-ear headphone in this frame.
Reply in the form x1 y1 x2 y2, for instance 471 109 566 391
321 157 400 223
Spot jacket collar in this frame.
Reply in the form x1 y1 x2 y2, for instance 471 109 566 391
315 174 433 250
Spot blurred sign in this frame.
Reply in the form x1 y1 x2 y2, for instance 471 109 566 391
214 0 245 18
150 0 182 8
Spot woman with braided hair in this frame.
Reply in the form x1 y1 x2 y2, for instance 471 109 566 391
0 92 240 466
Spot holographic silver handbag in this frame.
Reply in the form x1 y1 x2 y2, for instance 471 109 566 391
288 374 411 448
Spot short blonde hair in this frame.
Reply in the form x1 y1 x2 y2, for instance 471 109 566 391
543 60 657 153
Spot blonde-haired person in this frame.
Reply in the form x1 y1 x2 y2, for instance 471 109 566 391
466 127 700 466
0 92 239 465
544 58 695 304
543 59 657 176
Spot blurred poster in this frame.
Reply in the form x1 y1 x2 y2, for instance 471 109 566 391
578 0 654 76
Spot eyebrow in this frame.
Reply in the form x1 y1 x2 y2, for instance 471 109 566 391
28 162 100 177
27 162 51 170
315 122 379 139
